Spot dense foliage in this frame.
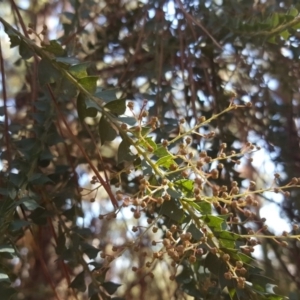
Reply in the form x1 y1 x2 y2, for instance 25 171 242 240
1 0 300 299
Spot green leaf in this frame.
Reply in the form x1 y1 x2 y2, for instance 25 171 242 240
8 219 30 231
117 139 134 163
80 242 99 259
204 252 223 275
32 112 46 124
85 98 102 111
175 266 194 284
187 223 203 240
280 30 290 40
88 282 98 297
17 197 40 210
19 40 33 59
62 206 77 221
269 13 279 28
0 282 17 298
104 99 126 115
69 62 90 79
160 199 184 222
57 77 78 100
0 273 10 283
70 271 86 292
0 245 16 259
78 76 98 94
288 7 298 17
34 100 51 111
61 12 75 23
86 107 98 117
215 231 239 248
117 117 136 126
9 173 25 188
28 207 49 225
101 281 122 295
201 215 224 231
196 201 212 214
95 88 119 102
77 93 87 121
38 58 61 86
174 179 194 193
55 231 66 256
154 146 170 157
156 155 175 168
28 173 52 185
145 137 157 150
43 40 65 56
268 35 277 44
3 25 20 48
138 136 157 151
99 116 117 144
55 57 80 65
94 267 110 283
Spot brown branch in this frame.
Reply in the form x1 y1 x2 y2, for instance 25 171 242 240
0 40 11 168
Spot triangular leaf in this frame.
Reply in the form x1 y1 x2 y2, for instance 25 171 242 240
3 25 20 48
104 99 126 116
56 57 80 65
28 173 52 185
38 58 61 86
99 116 117 144
86 107 98 117
77 93 87 121
69 62 90 79
43 40 65 56
70 271 86 292
88 282 98 297
117 139 134 163
16 197 40 210
160 199 184 222
78 76 98 94
80 242 99 259
101 281 121 295
19 40 33 60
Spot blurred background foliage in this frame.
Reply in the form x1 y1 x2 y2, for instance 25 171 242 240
1 0 300 299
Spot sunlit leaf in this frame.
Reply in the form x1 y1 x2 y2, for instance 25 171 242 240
156 154 175 168
269 13 279 28
201 215 224 231
78 76 98 94
280 30 290 40
69 62 90 79
288 7 298 17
